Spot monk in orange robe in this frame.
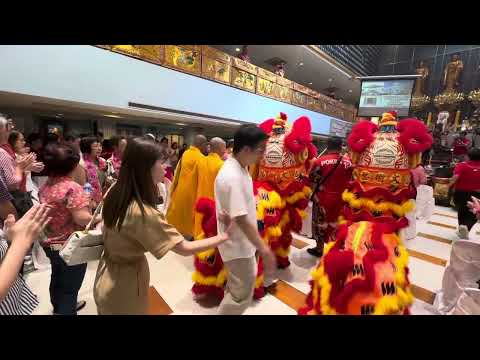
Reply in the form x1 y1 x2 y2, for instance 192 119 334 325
167 135 208 237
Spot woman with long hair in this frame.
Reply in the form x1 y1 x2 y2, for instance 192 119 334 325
94 137 230 315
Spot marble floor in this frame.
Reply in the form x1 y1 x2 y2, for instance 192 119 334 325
25 204 480 315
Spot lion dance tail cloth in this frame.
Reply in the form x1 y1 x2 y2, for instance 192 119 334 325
191 198 227 300
253 112 316 292
299 111 433 315
191 197 267 301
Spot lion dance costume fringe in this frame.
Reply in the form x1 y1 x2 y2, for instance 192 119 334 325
252 112 317 293
299 111 433 315
191 112 316 301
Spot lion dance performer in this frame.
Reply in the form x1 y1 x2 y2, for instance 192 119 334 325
251 112 316 294
299 111 433 315
192 113 316 300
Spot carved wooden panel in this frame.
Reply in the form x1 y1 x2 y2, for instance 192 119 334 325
201 46 231 64
164 45 201 75
176 45 202 51
232 57 258 75
231 67 257 92
257 77 275 98
202 56 231 84
305 95 316 110
293 83 310 95
292 90 307 107
272 83 291 103
276 76 293 88
109 45 164 65
257 68 277 83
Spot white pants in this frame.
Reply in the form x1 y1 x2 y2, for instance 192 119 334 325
217 256 257 315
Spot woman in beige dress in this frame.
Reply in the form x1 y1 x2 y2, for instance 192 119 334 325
94 137 230 315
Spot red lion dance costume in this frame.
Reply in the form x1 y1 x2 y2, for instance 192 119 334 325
299 111 433 315
192 112 316 300
251 112 316 271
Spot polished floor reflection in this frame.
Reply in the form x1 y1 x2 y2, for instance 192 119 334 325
25 205 480 315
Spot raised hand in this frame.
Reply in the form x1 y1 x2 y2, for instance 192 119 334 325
5 204 51 250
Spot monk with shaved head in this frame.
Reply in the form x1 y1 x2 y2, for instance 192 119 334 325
167 134 208 237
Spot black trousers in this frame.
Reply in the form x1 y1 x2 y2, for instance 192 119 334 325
44 248 87 315
454 190 480 231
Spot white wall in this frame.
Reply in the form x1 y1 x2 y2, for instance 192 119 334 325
0 45 336 135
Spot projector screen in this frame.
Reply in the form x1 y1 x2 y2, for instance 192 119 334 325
358 79 415 117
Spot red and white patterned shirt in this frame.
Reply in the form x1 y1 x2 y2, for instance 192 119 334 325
39 176 90 246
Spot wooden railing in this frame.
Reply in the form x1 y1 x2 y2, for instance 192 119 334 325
95 45 357 122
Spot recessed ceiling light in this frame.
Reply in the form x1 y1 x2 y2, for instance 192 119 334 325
308 82 313 85
328 78 333 82
176 123 186 126
57 113 63 116
235 48 241 52
348 89 353 93
298 62 304 66
104 114 121 118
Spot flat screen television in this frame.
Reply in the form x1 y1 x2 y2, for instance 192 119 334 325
358 79 415 117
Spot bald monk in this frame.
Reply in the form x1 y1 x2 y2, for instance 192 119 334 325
167 135 208 237
194 137 226 238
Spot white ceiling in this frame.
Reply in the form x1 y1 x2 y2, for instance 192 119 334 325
214 45 361 105
0 91 240 139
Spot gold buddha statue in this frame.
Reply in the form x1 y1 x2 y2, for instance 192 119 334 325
443 54 464 92
413 60 429 96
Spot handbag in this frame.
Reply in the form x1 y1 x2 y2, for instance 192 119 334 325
59 198 105 266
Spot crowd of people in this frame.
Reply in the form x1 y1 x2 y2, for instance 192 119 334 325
1 110 480 315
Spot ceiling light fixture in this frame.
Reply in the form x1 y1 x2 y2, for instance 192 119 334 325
175 123 186 126
235 48 241 52
298 62 304 66
308 82 313 85
104 114 121 118
328 78 333 82
348 89 353 93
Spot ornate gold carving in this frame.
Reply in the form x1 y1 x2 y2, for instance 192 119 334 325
293 83 310 94
276 76 292 88
305 96 315 110
272 83 291 103
231 67 256 92
257 68 277 82
109 45 164 65
202 57 231 84
176 45 202 51
257 77 275 98
292 91 307 107
164 45 201 75
232 57 257 74
201 46 231 64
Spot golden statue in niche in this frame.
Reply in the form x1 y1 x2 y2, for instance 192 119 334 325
443 54 464 92
413 60 429 96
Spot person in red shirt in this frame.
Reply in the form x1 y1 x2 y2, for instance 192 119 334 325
307 136 353 257
453 132 471 161
450 147 480 239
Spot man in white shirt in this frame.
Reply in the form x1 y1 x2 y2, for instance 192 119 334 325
215 125 276 315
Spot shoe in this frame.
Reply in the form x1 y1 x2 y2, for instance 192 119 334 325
307 248 323 258
457 225 469 240
76 300 86 312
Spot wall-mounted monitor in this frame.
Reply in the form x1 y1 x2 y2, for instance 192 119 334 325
358 79 415 117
